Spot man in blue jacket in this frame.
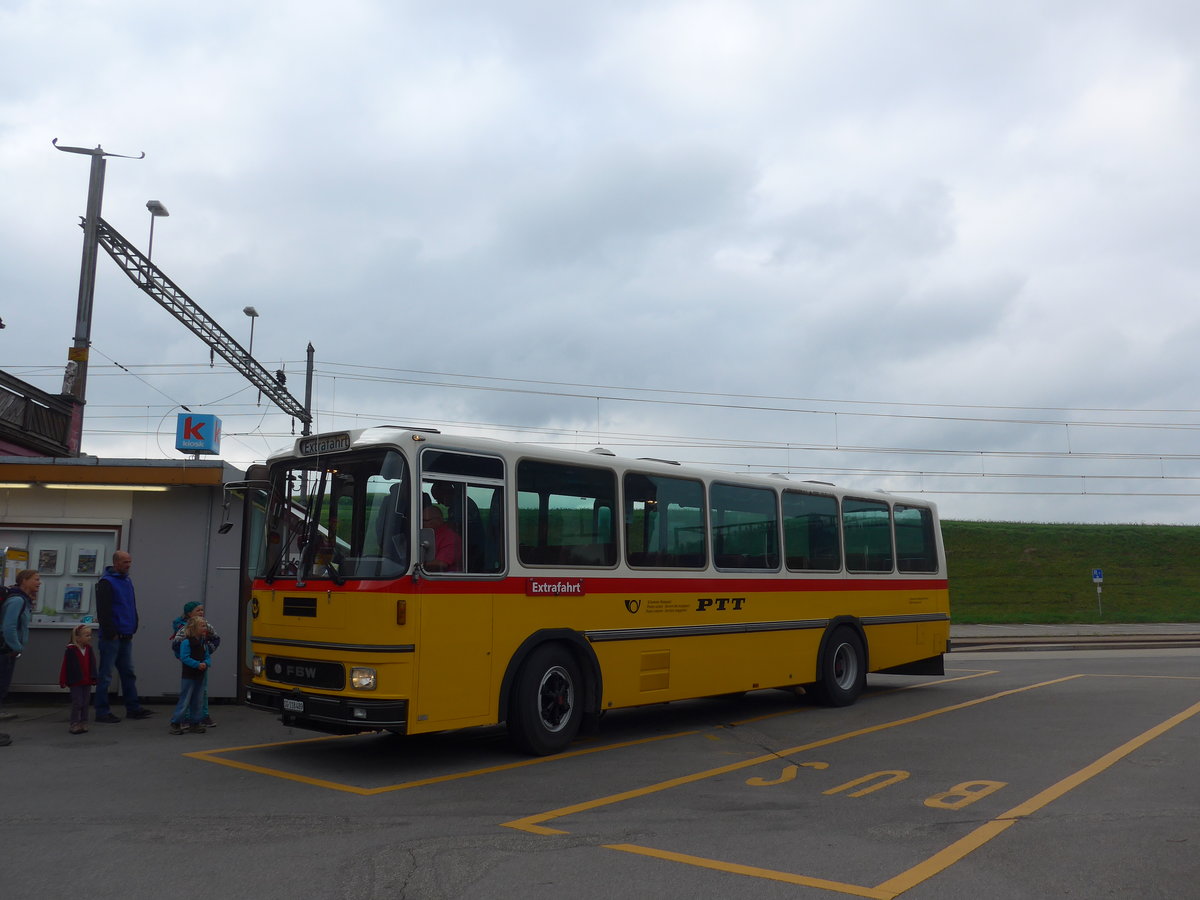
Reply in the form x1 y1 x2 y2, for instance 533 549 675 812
94 551 154 723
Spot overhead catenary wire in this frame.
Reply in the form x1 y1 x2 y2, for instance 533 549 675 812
12 359 1200 501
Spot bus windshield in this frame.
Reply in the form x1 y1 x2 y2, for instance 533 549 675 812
259 449 411 583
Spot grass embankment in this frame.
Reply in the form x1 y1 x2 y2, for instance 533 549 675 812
944 521 1200 624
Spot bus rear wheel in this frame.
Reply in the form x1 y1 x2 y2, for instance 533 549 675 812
508 644 583 756
812 626 866 707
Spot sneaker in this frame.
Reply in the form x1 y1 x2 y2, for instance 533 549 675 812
95 713 121 724
168 721 184 735
0 733 11 746
187 724 207 734
69 724 83 734
201 716 216 728
126 708 154 719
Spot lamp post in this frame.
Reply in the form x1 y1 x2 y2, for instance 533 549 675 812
244 306 260 404
243 306 259 357
145 200 169 262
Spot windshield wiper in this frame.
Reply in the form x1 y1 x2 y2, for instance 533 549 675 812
295 469 328 588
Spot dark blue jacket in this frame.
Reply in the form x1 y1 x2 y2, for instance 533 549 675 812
96 566 138 637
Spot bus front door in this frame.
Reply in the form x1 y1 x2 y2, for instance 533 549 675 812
415 583 494 727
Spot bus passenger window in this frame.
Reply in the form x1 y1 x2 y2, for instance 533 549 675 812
895 504 937 572
843 498 893 573
624 473 706 568
783 491 841 571
517 460 617 567
710 483 779 570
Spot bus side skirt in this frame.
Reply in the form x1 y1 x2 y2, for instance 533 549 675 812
876 654 946 676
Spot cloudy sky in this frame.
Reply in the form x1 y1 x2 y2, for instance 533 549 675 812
2 1 1199 524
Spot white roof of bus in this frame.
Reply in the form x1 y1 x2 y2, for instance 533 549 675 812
271 425 935 511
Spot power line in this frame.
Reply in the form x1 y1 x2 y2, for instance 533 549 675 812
18 360 1200 429
20 359 1200 502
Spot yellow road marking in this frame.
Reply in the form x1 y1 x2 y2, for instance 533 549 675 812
727 669 998 727
503 675 1079 833
186 729 698 794
874 696 1200 897
604 844 894 899
545 682 1200 898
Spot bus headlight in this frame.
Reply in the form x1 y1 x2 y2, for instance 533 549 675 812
252 655 264 676
350 667 377 690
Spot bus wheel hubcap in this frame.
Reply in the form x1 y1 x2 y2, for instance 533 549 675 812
538 666 574 732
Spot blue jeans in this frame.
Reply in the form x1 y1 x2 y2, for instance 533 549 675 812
95 636 143 715
171 676 204 725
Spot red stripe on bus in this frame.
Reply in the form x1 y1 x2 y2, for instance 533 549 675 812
255 576 949 595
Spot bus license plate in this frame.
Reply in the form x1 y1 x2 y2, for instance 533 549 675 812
282 698 304 713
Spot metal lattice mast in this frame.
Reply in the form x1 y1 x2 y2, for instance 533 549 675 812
93 216 312 427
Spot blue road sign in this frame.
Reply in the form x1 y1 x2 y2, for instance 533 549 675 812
1092 568 1103 583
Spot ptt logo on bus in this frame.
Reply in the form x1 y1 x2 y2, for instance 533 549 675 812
697 597 746 612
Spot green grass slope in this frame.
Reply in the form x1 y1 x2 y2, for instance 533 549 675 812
943 521 1200 624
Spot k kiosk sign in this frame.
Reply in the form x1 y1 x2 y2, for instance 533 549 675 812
176 413 222 454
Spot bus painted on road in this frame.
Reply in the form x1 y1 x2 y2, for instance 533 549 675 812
243 426 950 754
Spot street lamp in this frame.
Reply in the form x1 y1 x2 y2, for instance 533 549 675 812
146 200 169 262
243 305 259 357
244 306 260 404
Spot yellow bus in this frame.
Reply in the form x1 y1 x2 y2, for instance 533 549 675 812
244 426 950 754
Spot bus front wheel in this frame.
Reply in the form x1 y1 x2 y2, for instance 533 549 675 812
812 627 866 707
508 644 583 756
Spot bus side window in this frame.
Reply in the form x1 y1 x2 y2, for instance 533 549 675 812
843 497 894 573
624 472 706 568
473 485 505 573
895 504 937 572
783 491 841 571
517 460 617 567
711 483 779 570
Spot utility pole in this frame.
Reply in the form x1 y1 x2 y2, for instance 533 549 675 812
303 342 315 436
55 139 315 447
53 138 145 454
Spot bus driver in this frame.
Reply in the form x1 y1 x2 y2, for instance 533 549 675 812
421 502 462 572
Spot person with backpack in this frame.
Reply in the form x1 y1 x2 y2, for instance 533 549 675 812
168 616 211 735
169 601 220 727
0 569 39 746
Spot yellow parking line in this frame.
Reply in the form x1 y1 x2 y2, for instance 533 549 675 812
729 670 1000 727
186 729 698 794
503 675 1080 834
875 669 999 694
875 696 1200 897
605 844 893 899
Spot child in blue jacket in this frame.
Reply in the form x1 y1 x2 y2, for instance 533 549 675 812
169 617 211 735
170 601 220 727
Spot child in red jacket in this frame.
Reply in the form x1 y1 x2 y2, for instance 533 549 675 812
59 624 98 734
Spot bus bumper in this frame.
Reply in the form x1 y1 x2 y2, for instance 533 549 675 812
246 685 409 735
